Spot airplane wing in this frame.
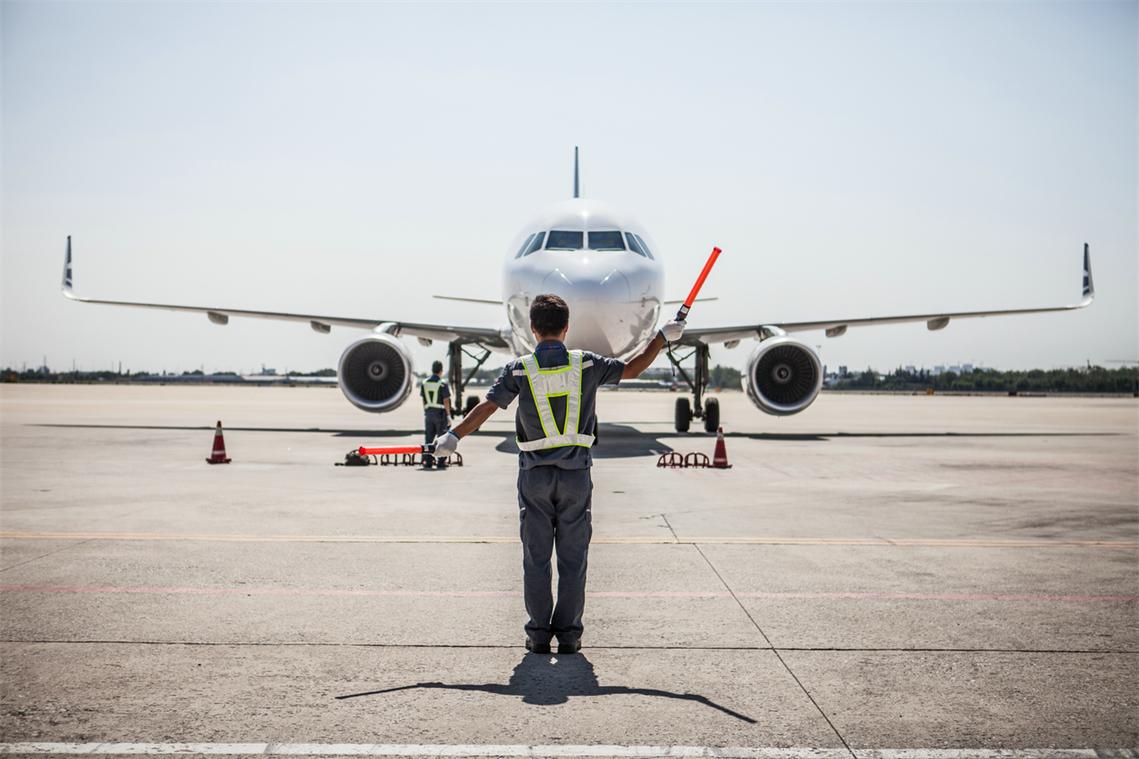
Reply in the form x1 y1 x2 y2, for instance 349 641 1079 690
60 238 511 349
679 244 1094 346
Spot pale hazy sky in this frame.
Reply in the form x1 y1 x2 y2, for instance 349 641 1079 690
2 1 1136 375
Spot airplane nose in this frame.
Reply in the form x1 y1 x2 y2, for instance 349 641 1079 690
542 263 637 355
543 266 630 303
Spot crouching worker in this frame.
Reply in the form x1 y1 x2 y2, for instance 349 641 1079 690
432 293 684 654
421 360 452 469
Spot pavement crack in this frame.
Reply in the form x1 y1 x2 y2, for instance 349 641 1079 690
1 640 1136 655
0 539 94 574
692 543 857 759
659 513 680 542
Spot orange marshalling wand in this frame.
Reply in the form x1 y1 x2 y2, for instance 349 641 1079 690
676 246 722 321
358 445 434 457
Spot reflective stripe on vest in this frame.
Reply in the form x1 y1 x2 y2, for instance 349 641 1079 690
422 379 445 410
516 350 595 452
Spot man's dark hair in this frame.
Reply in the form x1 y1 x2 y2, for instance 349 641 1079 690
530 294 570 337
431 360 443 374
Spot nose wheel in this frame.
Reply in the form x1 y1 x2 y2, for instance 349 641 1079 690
666 342 719 433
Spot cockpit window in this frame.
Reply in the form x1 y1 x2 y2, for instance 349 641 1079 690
588 231 626 251
625 232 654 259
515 233 537 259
545 230 584 250
523 231 545 256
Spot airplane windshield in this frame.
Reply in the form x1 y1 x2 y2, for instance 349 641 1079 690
515 233 537 259
523 232 545 256
588 231 626 251
627 232 655 260
545 230 583 250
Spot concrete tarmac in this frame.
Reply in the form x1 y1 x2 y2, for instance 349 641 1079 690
0 384 1136 755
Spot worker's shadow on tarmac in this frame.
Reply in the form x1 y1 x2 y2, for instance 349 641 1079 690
335 652 756 724
33 422 672 458
490 423 671 459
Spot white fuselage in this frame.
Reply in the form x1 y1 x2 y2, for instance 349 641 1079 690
502 198 664 359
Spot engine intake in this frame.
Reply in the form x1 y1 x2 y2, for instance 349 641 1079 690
744 337 823 416
338 333 414 413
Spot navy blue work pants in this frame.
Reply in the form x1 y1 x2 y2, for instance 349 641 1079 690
517 466 593 645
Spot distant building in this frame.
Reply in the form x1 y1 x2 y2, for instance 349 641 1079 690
904 365 916 374
933 365 945 375
838 365 849 377
962 363 974 373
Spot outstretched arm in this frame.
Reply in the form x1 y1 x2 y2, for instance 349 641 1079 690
622 320 686 379
450 399 499 438
622 333 667 379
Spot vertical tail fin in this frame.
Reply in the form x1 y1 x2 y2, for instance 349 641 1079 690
1082 242 1094 302
573 146 580 199
62 236 74 292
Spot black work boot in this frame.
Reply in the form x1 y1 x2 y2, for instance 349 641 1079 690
556 639 581 655
525 638 551 654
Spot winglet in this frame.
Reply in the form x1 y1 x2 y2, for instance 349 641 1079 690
1081 242 1094 305
62 236 75 297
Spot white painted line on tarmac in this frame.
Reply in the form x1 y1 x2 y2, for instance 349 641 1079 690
0 745 1133 758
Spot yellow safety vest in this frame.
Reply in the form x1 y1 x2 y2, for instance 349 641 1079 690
422 379 445 410
517 350 595 451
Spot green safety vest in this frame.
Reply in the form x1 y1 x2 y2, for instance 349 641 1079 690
422 379 445 410
517 350 595 451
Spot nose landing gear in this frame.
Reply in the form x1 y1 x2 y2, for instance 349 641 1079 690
667 342 719 433
447 340 492 419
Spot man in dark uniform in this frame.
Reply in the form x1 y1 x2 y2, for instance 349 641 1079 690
420 360 452 469
433 294 684 654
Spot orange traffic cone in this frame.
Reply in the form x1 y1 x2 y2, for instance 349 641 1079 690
206 420 232 464
712 426 731 469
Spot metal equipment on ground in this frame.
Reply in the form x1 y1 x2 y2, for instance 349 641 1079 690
336 444 461 468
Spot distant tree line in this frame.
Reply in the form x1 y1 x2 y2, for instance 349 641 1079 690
709 365 743 389
7 364 1134 394
1 367 335 383
831 366 1138 394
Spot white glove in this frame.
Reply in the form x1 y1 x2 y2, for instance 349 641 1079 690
432 430 460 457
659 320 686 343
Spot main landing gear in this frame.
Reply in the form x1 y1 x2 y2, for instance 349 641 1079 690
666 342 719 434
447 340 492 419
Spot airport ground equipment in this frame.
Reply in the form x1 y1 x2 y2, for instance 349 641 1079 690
656 451 711 468
336 444 462 468
655 425 731 468
205 421 231 464
665 246 724 433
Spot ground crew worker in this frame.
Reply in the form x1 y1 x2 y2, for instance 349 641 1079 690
421 360 452 469
433 293 685 654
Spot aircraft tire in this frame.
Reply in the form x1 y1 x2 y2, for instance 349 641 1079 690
675 397 692 433
703 397 720 433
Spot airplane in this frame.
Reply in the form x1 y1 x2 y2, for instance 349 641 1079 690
60 147 1095 433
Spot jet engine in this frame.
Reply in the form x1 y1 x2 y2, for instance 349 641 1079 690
743 337 823 416
337 333 414 412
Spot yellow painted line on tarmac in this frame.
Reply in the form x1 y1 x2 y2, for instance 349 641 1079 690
1 531 1135 549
